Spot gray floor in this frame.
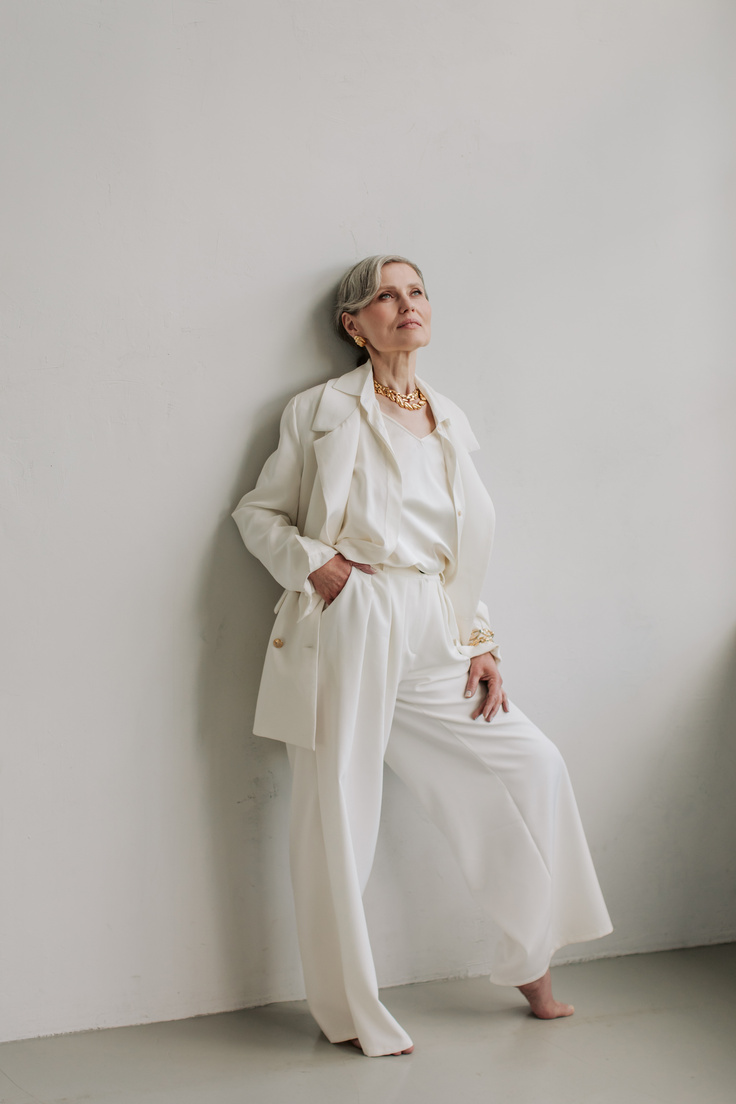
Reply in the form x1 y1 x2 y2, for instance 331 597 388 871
2 945 735 1104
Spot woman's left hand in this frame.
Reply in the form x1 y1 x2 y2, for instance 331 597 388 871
464 653 510 722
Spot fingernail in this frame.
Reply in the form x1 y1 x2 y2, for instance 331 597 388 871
465 690 473 698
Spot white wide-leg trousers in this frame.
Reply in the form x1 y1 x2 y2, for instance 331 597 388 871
287 567 612 1057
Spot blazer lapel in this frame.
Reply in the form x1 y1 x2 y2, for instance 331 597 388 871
311 364 403 548
311 371 363 545
311 411 361 544
311 364 368 432
418 376 493 634
358 365 402 477
418 376 465 573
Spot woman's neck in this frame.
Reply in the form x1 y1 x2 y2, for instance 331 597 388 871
368 349 418 395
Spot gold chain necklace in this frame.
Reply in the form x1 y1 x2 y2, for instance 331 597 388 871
373 379 428 411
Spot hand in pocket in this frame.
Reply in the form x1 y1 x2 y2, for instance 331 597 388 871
308 553 376 607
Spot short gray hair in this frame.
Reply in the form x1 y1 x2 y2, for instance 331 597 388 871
334 255 426 358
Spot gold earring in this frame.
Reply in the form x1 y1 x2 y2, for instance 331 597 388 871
354 335 366 348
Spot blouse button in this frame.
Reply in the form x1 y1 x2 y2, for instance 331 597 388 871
273 638 284 648
457 509 463 516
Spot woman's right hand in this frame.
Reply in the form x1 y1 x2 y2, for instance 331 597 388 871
308 553 376 606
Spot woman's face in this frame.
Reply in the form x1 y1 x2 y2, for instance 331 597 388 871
343 263 432 356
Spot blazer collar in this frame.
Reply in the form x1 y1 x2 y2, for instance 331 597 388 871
312 361 453 433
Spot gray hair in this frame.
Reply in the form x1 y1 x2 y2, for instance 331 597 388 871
334 255 426 360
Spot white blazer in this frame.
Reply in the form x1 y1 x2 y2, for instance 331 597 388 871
233 363 499 749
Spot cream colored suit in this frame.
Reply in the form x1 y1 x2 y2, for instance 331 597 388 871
233 363 500 750
232 364 612 1056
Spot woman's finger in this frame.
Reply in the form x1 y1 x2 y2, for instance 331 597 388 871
483 689 503 721
465 671 480 700
472 685 494 720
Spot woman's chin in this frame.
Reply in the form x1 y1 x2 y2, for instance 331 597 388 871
376 336 431 355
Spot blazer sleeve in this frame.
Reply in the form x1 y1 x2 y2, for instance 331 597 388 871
464 600 502 662
445 399 500 661
232 397 336 596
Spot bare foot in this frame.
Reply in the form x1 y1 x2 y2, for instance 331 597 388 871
349 1038 414 1056
517 969 574 1019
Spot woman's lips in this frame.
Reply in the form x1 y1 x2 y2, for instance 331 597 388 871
398 320 422 328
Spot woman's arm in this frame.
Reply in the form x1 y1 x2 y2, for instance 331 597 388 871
232 397 336 594
462 601 507 721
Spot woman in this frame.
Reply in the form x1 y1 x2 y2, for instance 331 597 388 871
232 255 612 1057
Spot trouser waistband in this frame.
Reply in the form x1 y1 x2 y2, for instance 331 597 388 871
372 564 445 581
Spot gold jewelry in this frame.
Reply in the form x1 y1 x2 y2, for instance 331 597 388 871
373 379 428 411
468 627 495 646
354 335 366 348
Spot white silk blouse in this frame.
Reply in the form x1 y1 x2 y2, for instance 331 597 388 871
381 414 457 574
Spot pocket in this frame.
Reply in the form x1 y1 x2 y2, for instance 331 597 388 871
321 566 355 615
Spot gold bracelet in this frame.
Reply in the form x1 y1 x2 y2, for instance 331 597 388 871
468 627 495 646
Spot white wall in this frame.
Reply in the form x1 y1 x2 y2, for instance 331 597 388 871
1 0 735 1043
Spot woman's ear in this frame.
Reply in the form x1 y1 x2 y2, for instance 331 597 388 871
341 312 359 339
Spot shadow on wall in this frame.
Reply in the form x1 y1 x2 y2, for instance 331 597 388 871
193 277 355 1008
604 629 736 956
667 633 736 943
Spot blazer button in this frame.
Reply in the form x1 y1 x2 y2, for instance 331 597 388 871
273 638 284 648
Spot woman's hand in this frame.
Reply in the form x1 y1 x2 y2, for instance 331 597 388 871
465 653 510 722
308 553 376 606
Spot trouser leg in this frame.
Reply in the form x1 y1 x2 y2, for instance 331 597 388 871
287 744 355 1042
287 569 413 1057
384 579 612 986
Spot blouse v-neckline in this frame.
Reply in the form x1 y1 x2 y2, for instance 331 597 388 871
380 409 438 442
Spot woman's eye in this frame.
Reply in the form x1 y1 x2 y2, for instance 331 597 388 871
411 288 424 296
378 292 392 300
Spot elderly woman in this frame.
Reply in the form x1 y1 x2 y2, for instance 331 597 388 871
232 255 612 1057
